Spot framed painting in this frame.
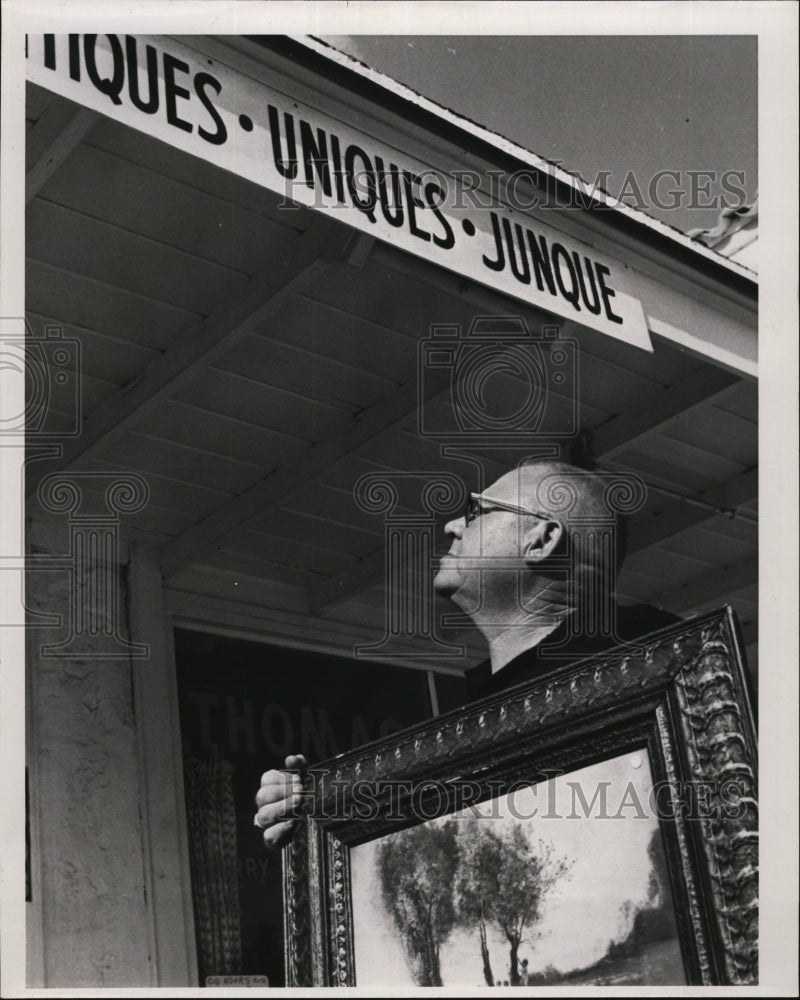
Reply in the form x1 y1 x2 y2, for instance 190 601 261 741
283 607 757 987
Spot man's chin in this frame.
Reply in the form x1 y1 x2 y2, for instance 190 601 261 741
433 567 461 598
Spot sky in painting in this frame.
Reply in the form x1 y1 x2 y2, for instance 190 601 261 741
320 35 757 234
350 749 682 987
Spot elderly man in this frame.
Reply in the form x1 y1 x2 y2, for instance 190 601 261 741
254 459 676 849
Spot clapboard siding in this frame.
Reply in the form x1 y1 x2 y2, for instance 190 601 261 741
606 447 744 497
218 530 354 578
27 198 249 314
566 318 701 386
36 143 302 274
642 433 748 483
173 368 354 442
280 482 405 536
133 400 309 466
166 564 310 615
85 116 318 229
27 310 159 387
700 513 758 546
26 81 54 123
257 293 418 382
304 256 479 341
663 403 757 466
712 378 757 421
94 430 268 494
216 334 396 412
660 524 757 566
623 546 721 592
26 259 200 352
190 548 324 592
246 507 383 553
84 457 235 518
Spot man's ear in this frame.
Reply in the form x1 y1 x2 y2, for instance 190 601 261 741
522 519 563 564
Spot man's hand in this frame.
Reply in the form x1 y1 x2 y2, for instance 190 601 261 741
254 754 309 853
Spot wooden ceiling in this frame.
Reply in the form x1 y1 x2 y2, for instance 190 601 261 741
24 79 758 685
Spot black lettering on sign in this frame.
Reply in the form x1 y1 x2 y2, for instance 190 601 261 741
527 230 558 296
300 121 332 197
84 34 124 106
163 52 193 133
227 696 256 754
483 211 505 272
403 170 430 242
38 35 227 144
126 35 159 114
596 264 624 324
261 702 294 757
425 180 455 250
482 211 625 324
68 35 81 81
574 252 602 315
187 691 219 749
301 706 340 760
375 156 404 227
330 133 346 203
267 105 297 179
194 72 227 145
552 243 581 310
43 34 56 70
345 145 377 223
503 217 531 284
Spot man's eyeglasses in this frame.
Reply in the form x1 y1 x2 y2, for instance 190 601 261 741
465 492 554 526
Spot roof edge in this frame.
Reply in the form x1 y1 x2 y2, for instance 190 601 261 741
247 34 757 301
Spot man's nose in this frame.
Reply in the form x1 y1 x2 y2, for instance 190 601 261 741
444 516 465 539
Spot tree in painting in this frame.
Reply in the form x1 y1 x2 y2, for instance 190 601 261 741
454 818 572 985
376 820 460 986
606 827 679 966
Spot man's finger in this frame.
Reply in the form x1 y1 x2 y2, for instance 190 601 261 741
255 770 304 808
253 791 308 829
261 818 298 852
283 754 307 772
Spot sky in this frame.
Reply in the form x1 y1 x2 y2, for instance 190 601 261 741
321 35 757 234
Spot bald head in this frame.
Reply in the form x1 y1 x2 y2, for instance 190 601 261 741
504 460 628 576
505 460 613 521
435 459 635 672
435 460 627 614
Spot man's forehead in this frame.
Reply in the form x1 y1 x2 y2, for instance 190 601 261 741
484 467 545 504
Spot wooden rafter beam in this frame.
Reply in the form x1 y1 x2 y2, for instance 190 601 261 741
160 380 422 578
627 468 757 554
740 620 758 647
592 366 740 459
657 556 757 615
26 217 348 498
26 102 97 204
309 548 386 616
159 330 556 580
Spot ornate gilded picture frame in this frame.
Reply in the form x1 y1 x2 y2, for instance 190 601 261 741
283 607 757 988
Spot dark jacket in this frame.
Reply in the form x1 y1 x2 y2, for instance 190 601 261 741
465 604 680 702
